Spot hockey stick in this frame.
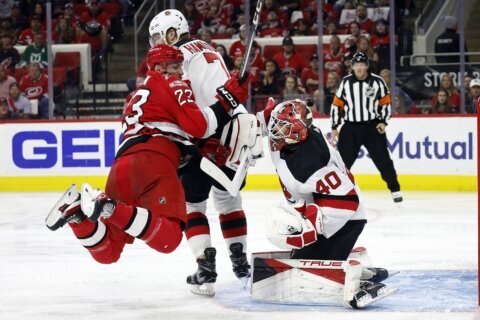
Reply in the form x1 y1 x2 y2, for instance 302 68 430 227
200 148 253 197
199 0 263 197
239 0 263 83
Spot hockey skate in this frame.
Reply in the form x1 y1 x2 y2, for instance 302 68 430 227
80 183 116 221
391 191 403 204
186 247 217 296
229 243 251 287
349 281 398 309
361 267 390 283
45 185 86 231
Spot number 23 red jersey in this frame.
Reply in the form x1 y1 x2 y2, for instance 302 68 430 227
122 70 218 147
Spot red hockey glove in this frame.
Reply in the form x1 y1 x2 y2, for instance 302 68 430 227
216 72 250 111
199 138 232 167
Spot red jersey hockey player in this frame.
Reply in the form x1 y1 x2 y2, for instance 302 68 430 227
256 98 394 308
45 44 250 266
149 9 262 296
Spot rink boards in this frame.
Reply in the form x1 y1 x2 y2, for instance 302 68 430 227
0 116 476 192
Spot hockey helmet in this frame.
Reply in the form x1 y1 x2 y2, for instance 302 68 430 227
268 99 312 151
146 44 184 71
149 9 189 46
351 52 369 66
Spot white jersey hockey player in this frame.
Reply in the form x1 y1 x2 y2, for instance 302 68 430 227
149 9 261 296
255 98 396 308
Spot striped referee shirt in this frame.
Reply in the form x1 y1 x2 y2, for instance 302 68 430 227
330 72 391 129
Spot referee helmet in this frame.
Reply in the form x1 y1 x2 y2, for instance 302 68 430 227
351 52 369 66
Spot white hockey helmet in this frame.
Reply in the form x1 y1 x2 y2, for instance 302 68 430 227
149 9 189 46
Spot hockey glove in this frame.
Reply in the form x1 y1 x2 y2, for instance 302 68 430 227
199 138 232 167
265 203 317 250
216 72 250 111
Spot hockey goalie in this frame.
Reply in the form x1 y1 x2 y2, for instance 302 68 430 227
252 98 397 308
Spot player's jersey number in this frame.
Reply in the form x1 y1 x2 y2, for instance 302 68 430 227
203 52 230 77
124 88 150 125
316 171 341 195
174 88 194 106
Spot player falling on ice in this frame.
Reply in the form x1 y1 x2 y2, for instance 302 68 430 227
149 9 262 295
255 98 396 308
45 44 249 265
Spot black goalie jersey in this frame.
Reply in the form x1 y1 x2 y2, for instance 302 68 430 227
270 126 367 238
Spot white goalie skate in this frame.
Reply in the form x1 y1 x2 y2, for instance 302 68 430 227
349 281 398 309
45 185 85 231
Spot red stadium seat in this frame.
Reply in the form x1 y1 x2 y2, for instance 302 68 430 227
52 67 67 90
296 44 318 61
102 3 121 17
54 51 80 83
73 4 87 16
263 45 282 60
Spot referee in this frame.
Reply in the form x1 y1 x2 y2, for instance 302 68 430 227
330 52 402 203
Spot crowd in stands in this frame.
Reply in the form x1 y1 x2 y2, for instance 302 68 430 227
0 0 125 119
155 0 473 115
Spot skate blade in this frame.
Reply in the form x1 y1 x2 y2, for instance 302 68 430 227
189 283 215 297
45 185 77 231
240 276 250 289
356 287 398 308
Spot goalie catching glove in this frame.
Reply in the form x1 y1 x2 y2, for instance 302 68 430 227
265 203 324 249
216 72 250 111
220 113 263 170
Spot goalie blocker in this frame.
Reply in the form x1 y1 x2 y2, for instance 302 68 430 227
250 250 396 308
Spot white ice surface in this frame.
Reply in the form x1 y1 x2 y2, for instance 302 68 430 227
0 190 478 319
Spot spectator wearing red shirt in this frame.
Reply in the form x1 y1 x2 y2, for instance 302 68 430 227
17 15 46 45
300 54 320 94
272 36 309 77
53 16 76 44
323 35 345 77
79 0 111 31
324 21 339 35
199 0 231 34
182 0 202 34
19 62 50 119
259 11 286 38
75 21 109 56
62 3 80 27
430 89 456 114
346 5 374 34
343 22 365 52
369 19 390 48
229 25 263 71
200 30 217 49
260 0 287 25
291 18 311 36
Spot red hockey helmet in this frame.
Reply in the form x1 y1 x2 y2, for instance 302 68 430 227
268 99 312 151
146 44 184 71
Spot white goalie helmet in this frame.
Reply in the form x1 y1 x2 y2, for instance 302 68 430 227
149 9 189 46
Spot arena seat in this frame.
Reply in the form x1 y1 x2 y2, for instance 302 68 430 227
54 51 81 83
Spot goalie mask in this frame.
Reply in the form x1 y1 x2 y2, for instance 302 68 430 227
267 99 312 151
149 9 189 46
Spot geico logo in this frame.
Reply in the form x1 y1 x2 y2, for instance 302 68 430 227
11 129 122 169
25 86 43 98
356 132 474 160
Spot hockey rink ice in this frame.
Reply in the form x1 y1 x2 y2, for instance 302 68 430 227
0 190 478 319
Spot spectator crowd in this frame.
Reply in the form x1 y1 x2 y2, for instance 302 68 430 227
0 0 124 120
